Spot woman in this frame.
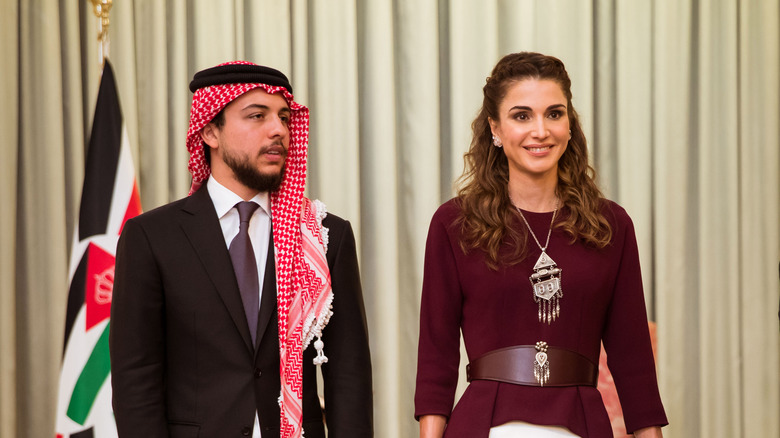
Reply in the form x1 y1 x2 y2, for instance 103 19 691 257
414 52 667 438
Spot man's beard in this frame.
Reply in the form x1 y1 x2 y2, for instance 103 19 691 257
223 147 286 193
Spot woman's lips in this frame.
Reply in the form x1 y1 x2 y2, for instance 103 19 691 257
523 144 553 155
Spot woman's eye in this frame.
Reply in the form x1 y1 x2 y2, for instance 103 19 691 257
549 111 562 119
515 113 529 121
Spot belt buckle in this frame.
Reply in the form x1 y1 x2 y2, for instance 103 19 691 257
534 341 550 386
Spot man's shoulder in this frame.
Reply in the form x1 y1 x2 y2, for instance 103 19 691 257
320 211 354 249
124 192 212 234
321 211 349 229
131 196 190 223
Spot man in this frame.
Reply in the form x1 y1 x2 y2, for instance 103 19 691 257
109 62 373 438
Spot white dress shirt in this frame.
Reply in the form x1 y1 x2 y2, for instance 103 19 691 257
207 176 271 438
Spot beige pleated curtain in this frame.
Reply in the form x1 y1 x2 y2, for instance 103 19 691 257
2 1 778 437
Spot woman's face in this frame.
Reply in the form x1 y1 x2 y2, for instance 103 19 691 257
489 78 570 183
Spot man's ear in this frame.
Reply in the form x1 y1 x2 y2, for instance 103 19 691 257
201 123 219 149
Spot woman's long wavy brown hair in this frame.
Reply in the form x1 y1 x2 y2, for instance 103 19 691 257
456 52 612 269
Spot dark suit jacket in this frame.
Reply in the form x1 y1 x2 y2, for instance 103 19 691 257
109 185 373 438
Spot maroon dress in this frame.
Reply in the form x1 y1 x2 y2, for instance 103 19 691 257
414 199 667 438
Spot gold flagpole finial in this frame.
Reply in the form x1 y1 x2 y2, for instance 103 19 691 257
90 0 113 67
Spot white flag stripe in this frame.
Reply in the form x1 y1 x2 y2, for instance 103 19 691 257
106 128 136 237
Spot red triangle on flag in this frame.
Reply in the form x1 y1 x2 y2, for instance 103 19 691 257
85 243 115 331
119 180 142 236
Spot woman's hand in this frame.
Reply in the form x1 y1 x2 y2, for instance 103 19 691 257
634 426 663 438
419 414 447 438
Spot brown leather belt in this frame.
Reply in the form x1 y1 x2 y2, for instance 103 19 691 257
466 344 598 387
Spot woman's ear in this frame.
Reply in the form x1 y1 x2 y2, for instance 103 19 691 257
488 117 498 136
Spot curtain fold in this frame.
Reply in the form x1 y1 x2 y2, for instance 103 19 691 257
696 2 742 436
307 0 361 225
14 1 74 437
394 2 443 436
652 1 705 436
0 2 20 437
3 1 778 437
738 1 780 436
356 0 403 434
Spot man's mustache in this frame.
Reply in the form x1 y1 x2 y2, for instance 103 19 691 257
259 141 287 157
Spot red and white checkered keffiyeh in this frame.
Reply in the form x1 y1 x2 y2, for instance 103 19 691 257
186 61 334 438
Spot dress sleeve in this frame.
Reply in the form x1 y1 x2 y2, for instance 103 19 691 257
414 207 463 420
601 209 668 433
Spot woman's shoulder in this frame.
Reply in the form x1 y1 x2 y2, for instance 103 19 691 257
595 198 637 241
431 197 463 224
597 198 631 223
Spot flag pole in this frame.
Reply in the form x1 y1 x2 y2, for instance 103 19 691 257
90 0 113 69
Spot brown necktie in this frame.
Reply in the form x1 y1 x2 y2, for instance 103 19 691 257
229 201 260 345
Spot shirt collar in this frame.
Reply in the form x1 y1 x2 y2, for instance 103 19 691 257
207 176 271 219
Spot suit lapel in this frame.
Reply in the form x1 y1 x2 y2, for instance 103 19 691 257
255 230 277 355
180 185 254 353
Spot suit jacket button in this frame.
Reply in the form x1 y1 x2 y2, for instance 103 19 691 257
254 368 262 378
241 426 251 436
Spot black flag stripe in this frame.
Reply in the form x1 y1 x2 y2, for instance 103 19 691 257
72 426 95 438
62 250 89 354
78 62 122 240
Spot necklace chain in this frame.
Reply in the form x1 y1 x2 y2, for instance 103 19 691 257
514 199 559 252
512 197 563 325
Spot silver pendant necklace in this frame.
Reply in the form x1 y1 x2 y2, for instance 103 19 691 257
515 200 563 324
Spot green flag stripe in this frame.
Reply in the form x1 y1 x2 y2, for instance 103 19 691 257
66 322 111 425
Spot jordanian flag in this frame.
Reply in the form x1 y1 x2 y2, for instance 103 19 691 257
55 61 141 438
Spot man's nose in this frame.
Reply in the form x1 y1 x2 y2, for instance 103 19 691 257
269 115 288 137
